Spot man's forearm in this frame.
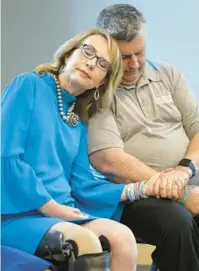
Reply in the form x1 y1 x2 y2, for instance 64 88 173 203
89 148 158 183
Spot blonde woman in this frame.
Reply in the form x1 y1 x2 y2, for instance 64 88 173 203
1 29 138 271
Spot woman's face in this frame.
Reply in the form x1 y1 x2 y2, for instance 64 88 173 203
63 35 111 95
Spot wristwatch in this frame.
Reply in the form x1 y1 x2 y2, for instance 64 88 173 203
178 158 196 177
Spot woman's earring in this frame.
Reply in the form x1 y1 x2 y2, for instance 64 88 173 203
94 88 100 101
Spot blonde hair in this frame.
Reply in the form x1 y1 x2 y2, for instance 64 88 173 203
35 28 123 122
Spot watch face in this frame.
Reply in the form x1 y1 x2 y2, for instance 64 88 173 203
179 159 191 166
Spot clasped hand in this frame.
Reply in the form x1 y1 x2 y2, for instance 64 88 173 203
145 168 189 200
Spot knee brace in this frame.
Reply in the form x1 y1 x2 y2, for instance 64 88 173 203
68 235 111 271
99 235 111 253
35 228 78 266
35 228 111 270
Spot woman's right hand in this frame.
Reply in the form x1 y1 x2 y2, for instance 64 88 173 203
57 204 89 220
38 199 89 220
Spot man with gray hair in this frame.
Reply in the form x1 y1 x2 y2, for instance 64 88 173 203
88 4 199 271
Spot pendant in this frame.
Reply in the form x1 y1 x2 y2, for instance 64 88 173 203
68 112 79 127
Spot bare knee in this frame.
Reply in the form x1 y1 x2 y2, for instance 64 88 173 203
83 218 138 262
110 224 138 261
51 222 102 256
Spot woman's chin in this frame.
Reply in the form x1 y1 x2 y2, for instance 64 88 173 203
70 69 94 91
70 80 89 96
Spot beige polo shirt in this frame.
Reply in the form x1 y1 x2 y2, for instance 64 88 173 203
88 61 199 171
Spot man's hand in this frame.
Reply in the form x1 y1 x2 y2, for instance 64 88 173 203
156 168 189 199
145 168 189 199
184 186 199 215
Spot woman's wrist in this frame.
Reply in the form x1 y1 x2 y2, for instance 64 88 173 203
123 181 149 202
38 199 61 217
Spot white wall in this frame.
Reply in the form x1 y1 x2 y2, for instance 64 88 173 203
2 0 199 97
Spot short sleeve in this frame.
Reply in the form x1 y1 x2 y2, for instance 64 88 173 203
163 64 199 139
87 108 124 155
1 73 52 215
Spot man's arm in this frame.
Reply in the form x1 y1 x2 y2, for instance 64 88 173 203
144 64 199 200
167 64 199 173
88 108 158 183
183 131 199 171
89 148 157 183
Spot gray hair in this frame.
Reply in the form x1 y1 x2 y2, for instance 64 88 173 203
96 4 145 41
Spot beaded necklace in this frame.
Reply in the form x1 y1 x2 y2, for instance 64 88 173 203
53 75 79 127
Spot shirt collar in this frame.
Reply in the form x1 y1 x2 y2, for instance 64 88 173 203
119 60 162 90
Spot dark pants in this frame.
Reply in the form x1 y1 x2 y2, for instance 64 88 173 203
120 198 199 271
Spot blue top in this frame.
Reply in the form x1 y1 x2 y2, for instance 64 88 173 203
1 72 125 222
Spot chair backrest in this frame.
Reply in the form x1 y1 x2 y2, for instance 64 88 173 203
1 246 56 271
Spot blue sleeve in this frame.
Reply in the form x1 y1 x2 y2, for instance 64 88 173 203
70 124 125 219
1 73 52 215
